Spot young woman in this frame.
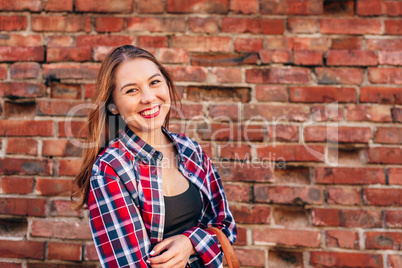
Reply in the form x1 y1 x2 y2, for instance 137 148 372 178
72 45 236 268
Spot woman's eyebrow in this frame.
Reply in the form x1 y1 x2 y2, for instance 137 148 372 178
120 73 162 91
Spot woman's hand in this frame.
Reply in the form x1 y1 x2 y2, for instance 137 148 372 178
147 235 196 268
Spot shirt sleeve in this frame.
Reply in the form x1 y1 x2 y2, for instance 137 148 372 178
88 162 150 268
182 149 237 267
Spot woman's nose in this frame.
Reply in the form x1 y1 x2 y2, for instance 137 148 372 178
140 87 156 103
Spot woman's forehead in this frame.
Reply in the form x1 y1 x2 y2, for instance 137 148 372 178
116 58 161 81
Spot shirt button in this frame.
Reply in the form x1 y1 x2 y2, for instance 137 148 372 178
188 172 193 177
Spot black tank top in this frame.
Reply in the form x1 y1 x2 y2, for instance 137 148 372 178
163 182 203 239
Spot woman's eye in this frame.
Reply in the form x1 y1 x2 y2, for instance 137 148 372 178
126 88 137 94
150 80 160 86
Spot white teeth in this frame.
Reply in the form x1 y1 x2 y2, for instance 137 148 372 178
140 106 159 116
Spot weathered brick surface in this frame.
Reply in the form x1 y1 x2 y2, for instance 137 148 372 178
0 1 400 267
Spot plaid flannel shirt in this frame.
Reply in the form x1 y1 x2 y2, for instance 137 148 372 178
88 126 237 267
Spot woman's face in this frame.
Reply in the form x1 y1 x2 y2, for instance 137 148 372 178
112 58 171 136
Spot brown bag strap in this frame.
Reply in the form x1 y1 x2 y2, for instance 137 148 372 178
206 227 240 268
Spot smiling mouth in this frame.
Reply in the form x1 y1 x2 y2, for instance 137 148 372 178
139 105 161 117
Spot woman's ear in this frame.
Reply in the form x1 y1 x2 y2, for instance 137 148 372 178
108 103 119 115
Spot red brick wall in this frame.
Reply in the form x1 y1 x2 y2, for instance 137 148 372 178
0 0 401 267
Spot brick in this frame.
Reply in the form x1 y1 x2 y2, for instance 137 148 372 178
10 63 40 79
364 188 402 206
0 218 28 238
4 101 36 119
269 251 303 268
253 228 321 247
0 0 42 11
347 105 392 122
304 126 371 143
76 0 133 13
137 36 167 48
266 37 292 50
315 68 363 85
50 83 81 99
0 64 6 80
392 108 402 123
167 0 229 13
95 17 124 32
42 139 81 157
246 68 310 84
389 168 402 185
356 0 382 16
385 20 402 35
292 37 329 51
221 18 259 34
327 187 362 206
234 248 265 267
290 86 356 103
0 120 53 137
169 103 204 120
255 185 323 205
366 231 402 250
49 200 82 217
7 138 38 155
0 158 52 176
191 53 258 66
275 167 310 185
0 198 46 217
389 255 402 268
45 0 73 11
0 46 44 62
47 35 75 47
31 220 92 240
327 50 377 66
0 16 27 31
188 17 219 33
32 16 91 32
0 34 42 47
287 18 317 33
1 177 34 194
137 0 164 13
294 50 323 66
216 162 273 182
310 251 383 268
59 159 81 176
385 210 402 228
230 204 270 224
326 230 359 249
0 240 44 259
48 242 82 261
197 123 264 142
257 144 325 162
127 17 185 32
331 37 363 50
323 0 354 15
378 51 402 65
255 85 288 102
244 103 310 122
366 38 402 51
273 207 309 228
76 35 135 48
47 47 92 62
84 243 98 261
167 67 207 82
208 104 239 120
320 19 382 34
261 0 323 15
37 100 89 116
234 227 247 246
218 143 251 160
92 46 115 62
374 127 402 144
315 167 385 185
155 48 188 64
311 104 344 122
58 121 87 138
369 67 402 85
230 0 258 13
223 183 252 202
267 124 299 142
384 1 402 16
43 64 100 80
312 208 382 228
170 36 232 53
259 49 292 64
0 82 46 98
210 67 242 84
367 147 402 164
234 37 263 53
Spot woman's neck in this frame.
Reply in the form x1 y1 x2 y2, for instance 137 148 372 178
135 127 171 151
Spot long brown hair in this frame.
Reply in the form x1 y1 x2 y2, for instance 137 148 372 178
72 45 179 210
